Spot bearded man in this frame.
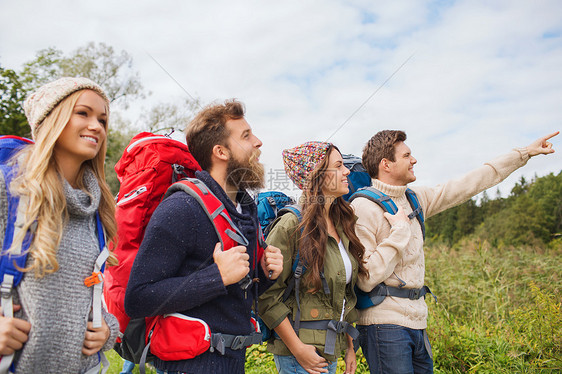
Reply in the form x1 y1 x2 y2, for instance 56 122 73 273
125 100 283 374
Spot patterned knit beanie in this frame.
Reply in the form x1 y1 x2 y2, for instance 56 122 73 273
23 77 109 139
282 141 332 190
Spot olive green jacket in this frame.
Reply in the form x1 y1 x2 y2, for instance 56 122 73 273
258 212 359 361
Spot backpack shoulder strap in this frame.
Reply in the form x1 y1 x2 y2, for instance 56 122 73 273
0 164 31 373
86 211 110 329
270 205 302 270
165 178 249 250
278 205 302 222
349 187 398 214
405 188 425 239
0 165 31 295
350 187 426 238
262 204 302 239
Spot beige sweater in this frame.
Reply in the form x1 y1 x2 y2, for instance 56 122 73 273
351 148 529 329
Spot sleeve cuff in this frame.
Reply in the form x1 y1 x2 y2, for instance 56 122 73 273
262 305 290 330
514 147 530 162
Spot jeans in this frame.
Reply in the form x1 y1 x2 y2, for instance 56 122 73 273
357 324 433 374
274 354 337 374
120 360 135 374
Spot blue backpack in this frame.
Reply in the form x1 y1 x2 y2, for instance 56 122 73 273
0 136 109 373
0 137 35 309
349 187 435 309
256 191 295 238
342 154 372 201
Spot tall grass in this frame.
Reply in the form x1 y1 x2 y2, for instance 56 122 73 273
426 240 561 373
108 241 562 373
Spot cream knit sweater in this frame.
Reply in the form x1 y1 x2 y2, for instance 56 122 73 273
351 148 529 329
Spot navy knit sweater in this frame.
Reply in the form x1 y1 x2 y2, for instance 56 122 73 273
125 171 274 373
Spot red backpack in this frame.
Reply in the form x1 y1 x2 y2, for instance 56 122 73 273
104 133 263 366
104 132 201 358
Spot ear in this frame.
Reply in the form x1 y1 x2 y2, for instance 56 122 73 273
380 158 392 173
212 144 229 162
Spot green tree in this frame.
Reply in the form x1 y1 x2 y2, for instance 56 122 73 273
479 188 506 217
139 98 200 134
527 172 562 237
475 172 562 246
509 175 529 198
0 65 30 137
20 42 145 108
452 198 480 244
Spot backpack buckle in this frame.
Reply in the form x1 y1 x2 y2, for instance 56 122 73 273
0 275 14 298
230 335 244 350
84 272 104 287
408 288 421 300
238 275 253 290
0 284 12 298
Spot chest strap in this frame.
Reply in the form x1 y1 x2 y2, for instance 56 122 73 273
292 319 359 356
209 331 263 355
361 283 437 309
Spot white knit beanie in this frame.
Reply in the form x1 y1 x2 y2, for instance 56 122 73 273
23 77 109 138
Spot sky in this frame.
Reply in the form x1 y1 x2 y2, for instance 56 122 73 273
1 0 561 199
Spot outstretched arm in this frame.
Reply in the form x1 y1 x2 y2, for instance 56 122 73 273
416 131 559 219
526 131 558 157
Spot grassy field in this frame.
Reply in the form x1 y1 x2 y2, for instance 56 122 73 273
107 240 562 373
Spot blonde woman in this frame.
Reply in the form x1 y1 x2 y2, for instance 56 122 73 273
0 77 119 373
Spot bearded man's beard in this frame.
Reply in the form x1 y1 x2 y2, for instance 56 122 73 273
226 150 265 191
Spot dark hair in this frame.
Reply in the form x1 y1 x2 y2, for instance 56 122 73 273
362 130 406 178
185 99 245 170
298 145 367 291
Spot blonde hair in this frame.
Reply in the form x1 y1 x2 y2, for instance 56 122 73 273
10 90 117 277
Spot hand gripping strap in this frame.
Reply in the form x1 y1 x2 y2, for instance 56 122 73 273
166 179 261 300
0 333 14 374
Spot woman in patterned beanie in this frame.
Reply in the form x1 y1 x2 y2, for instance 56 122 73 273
0 77 119 373
259 141 369 374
